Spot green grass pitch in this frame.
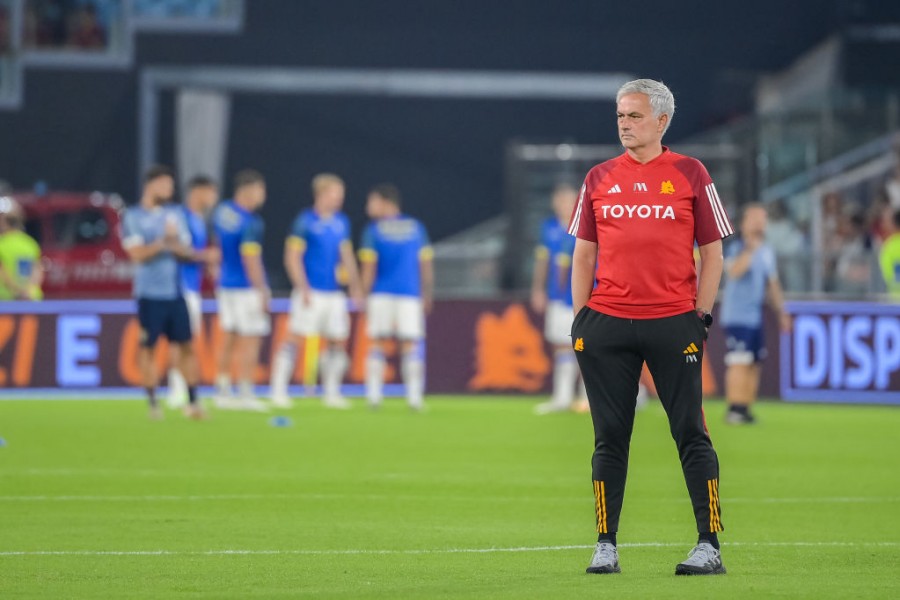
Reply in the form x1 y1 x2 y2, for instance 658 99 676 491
0 396 898 599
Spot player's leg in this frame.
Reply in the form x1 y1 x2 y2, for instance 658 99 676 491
724 326 759 424
270 289 313 408
137 299 163 419
234 288 271 411
167 291 200 409
396 296 426 411
321 292 351 409
168 297 204 419
365 294 391 409
572 308 642 573
214 289 237 406
536 302 578 414
639 312 725 575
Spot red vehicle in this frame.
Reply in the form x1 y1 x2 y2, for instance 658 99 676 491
16 191 134 298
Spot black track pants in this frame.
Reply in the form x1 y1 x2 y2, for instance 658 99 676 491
571 307 723 536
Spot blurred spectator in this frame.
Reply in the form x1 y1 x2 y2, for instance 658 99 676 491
67 3 105 49
879 209 900 297
23 0 110 51
0 197 43 300
820 191 846 291
766 199 807 292
884 144 900 210
868 188 892 243
834 209 875 296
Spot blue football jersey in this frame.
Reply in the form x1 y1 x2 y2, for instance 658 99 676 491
212 200 265 289
537 217 570 302
288 209 351 292
359 214 432 297
180 205 208 293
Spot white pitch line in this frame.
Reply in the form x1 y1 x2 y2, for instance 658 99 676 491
1 541 898 558
0 493 898 504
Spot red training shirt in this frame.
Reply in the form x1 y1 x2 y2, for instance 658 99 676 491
568 147 733 319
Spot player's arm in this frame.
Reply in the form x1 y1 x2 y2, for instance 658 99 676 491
284 235 311 302
571 238 597 315
121 213 166 263
767 275 792 332
241 219 270 308
26 254 43 300
357 226 377 297
339 240 364 306
531 245 550 313
358 250 377 297
696 240 724 314
725 237 760 279
419 245 435 314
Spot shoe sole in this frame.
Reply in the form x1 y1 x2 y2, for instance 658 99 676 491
674 564 726 575
585 565 621 574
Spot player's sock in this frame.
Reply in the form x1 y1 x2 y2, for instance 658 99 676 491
187 386 197 406
167 367 187 404
577 377 587 401
698 532 720 550
365 349 386 406
146 387 158 408
238 378 255 400
270 342 297 399
729 404 749 416
552 350 578 408
597 533 617 546
323 348 348 401
215 373 232 397
401 347 425 410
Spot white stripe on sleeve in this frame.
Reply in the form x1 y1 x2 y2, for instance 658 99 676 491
710 183 734 235
568 183 586 236
705 183 729 238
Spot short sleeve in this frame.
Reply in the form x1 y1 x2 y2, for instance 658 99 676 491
240 216 264 256
120 210 144 249
568 180 597 243
340 213 352 242
358 224 377 263
689 160 734 245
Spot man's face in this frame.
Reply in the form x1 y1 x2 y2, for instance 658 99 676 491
366 194 384 219
741 207 768 238
318 184 345 214
617 93 667 152
149 175 175 205
244 182 266 210
552 188 578 224
189 185 219 213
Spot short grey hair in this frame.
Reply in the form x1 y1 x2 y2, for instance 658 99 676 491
616 79 676 134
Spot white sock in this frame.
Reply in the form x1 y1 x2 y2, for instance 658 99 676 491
167 367 187 404
366 349 386 406
552 351 578 408
238 378 255 400
401 348 425 409
270 342 297 399
322 348 348 401
577 376 588 402
215 373 232 397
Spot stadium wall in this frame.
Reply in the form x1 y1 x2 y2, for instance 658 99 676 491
0 299 897 405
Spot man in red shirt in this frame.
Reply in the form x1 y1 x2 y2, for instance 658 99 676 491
569 79 733 576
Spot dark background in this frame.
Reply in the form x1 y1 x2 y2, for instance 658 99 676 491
2 0 883 267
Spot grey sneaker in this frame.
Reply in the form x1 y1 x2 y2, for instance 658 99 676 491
585 542 620 574
675 542 726 575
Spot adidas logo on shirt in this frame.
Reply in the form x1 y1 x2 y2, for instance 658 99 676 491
607 184 622 194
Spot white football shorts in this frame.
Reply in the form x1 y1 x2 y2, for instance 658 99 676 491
545 300 575 346
289 289 351 340
366 293 425 341
183 290 202 336
216 288 271 336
